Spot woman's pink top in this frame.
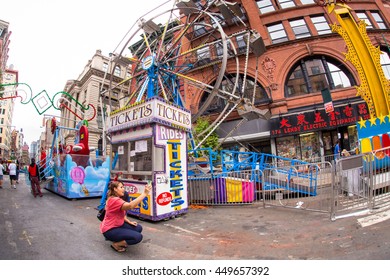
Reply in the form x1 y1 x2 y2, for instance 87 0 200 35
100 196 126 233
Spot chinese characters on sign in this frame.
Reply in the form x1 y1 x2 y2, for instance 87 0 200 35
271 103 370 137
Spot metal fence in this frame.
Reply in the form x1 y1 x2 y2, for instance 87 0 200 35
188 148 390 221
332 147 390 220
188 170 264 206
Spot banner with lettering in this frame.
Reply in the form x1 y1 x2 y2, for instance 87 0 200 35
270 102 370 138
154 124 188 216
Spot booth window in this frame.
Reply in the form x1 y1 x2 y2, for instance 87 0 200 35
112 142 129 171
130 139 153 171
112 136 165 176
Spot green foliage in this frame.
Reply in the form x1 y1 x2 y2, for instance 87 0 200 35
191 116 220 151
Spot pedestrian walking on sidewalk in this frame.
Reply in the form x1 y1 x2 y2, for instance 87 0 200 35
0 160 4 189
15 159 20 184
8 161 17 189
28 158 43 197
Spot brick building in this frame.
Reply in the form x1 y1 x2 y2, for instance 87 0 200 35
176 0 390 160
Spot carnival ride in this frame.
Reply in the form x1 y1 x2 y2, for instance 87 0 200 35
39 117 110 199
0 80 109 198
2 0 387 204
99 0 320 211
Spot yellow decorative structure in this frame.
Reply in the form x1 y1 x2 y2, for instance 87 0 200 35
326 2 390 118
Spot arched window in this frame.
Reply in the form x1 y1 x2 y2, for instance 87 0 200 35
199 74 270 115
285 56 355 98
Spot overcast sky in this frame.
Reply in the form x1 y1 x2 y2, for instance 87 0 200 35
1 0 170 146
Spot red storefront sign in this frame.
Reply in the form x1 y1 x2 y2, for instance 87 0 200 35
270 102 370 137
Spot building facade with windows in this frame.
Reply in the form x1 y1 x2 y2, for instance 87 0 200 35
60 49 130 156
0 20 19 160
182 0 390 161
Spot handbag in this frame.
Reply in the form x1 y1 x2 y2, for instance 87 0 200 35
97 208 106 221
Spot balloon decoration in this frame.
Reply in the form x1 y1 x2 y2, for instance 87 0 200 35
70 166 89 196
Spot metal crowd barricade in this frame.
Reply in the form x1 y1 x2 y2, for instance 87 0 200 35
331 147 390 220
260 161 333 213
188 170 264 206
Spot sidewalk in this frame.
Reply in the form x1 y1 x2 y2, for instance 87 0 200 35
0 173 389 260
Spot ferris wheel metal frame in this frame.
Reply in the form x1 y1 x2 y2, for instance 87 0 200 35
105 0 270 150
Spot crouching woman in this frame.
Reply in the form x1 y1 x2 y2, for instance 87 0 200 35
100 180 151 252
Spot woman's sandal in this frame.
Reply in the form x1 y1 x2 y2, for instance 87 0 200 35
111 245 126 253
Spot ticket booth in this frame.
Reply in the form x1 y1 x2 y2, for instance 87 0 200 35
108 97 191 221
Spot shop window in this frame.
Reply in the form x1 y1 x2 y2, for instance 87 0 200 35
276 136 301 159
256 0 275 14
300 132 320 161
356 12 373 29
348 125 359 153
371 12 387 29
289 18 311 39
380 49 390 79
267 23 288 44
277 0 295 9
285 55 355 97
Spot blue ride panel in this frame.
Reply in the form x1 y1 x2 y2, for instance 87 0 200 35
46 154 110 199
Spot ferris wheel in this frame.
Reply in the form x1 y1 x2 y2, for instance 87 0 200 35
107 0 270 149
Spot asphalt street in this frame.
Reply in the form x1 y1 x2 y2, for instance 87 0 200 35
1 173 390 261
